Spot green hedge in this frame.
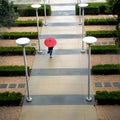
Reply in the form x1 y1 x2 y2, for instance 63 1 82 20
91 45 120 54
86 30 116 38
0 47 36 55
75 2 111 15
92 64 120 75
1 32 37 39
84 7 99 15
88 2 109 13
15 4 51 16
3 30 116 39
0 65 30 76
85 18 117 25
76 4 99 15
15 20 43 27
95 91 120 105
0 92 23 106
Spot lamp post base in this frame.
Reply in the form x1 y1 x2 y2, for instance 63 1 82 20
26 97 32 102
86 96 92 102
81 49 86 53
44 23 47 26
78 22 82 25
37 50 42 54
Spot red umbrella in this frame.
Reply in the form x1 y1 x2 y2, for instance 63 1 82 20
44 37 57 47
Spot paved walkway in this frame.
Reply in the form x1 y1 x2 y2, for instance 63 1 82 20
19 1 97 120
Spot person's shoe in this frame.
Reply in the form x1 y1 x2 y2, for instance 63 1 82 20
50 55 52 58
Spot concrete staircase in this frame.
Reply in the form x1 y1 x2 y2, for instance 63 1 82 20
19 1 98 120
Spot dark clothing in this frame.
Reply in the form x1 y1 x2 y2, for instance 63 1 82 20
48 47 53 58
48 47 53 50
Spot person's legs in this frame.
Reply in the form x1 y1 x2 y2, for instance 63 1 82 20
49 50 53 58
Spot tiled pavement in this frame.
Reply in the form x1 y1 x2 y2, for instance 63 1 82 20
95 82 120 88
0 83 25 88
19 1 98 120
0 82 119 89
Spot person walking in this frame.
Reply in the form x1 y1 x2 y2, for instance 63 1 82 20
48 47 54 58
44 37 57 58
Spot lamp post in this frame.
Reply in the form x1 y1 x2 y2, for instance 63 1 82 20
16 37 32 102
43 0 47 26
83 36 97 102
77 0 79 4
79 3 88 53
78 0 82 24
31 4 42 53
48 0 50 5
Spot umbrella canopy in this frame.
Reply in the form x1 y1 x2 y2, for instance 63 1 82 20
44 37 57 47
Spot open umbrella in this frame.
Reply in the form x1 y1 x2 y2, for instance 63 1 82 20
44 37 57 47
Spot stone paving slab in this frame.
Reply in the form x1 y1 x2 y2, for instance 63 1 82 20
31 68 88 76
51 5 75 11
95 82 120 88
95 82 102 87
40 34 82 39
41 26 82 34
53 49 82 54
47 16 79 23
18 83 26 88
93 41 115 45
48 22 79 26
40 38 83 50
51 3 75 6
40 49 82 55
104 82 111 87
19 105 97 120
23 95 94 105
0 84 8 88
52 10 75 16
30 54 88 68
0 83 25 89
113 82 120 87
29 76 93 95
9 84 17 88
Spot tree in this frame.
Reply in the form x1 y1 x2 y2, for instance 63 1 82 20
0 0 18 27
107 0 120 47
107 0 120 21
115 25 120 47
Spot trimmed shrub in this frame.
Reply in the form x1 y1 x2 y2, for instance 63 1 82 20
75 2 110 15
0 47 36 55
88 2 110 14
86 30 116 38
16 4 51 16
85 18 117 25
1 32 37 39
95 91 120 105
0 91 23 106
0 65 30 76
38 4 51 16
76 4 99 15
91 45 120 54
99 5 106 14
15 20 43 27
85 7 99 15
92 64 120 75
